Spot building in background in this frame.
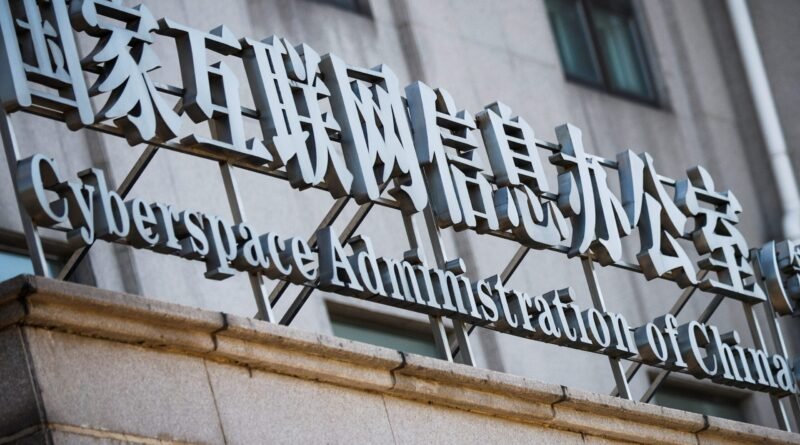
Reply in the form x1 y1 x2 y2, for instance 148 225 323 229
1 0 799 434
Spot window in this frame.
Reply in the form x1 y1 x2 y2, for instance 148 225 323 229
0 248 61 282
545 0 657 103
328 308 440 357
654 385 747 422
310 0 371 16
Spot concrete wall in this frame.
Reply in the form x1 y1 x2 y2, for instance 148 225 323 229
2 276 798 444
0 0 797 430
749 0 800 178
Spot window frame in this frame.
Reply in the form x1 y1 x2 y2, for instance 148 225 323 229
547 0 661 106
0 228 93 284
650 375 751 423
325 301 448 357
0 244 61 280
307 0 372 17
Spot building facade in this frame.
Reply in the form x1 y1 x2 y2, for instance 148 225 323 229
1 0 799 437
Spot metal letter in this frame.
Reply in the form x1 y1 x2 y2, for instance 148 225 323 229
71 0 182 145
0 0 92 128
241 37 352 196
159 19 270 164
321 54 426 214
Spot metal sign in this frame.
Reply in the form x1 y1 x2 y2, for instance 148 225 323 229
1 0 799 430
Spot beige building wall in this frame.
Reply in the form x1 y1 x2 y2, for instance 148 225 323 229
2 276 798 444
0 0 798 433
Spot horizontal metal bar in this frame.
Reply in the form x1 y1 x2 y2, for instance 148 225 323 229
0 110 49 277
19 106 699 289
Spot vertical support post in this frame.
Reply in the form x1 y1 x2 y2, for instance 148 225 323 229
611 270 710 397
752 249 800 430
56 102 180 281
219 161 275 323
57 144 160 280
760 303 800 430
421 204 475 366
401 213 453 362
638 294 724 403
0 109 49 276
742 302 794 431
581 255 631 399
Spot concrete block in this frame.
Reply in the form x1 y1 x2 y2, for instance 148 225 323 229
50 430 119 445
550 386 705 445
7 428 48 445
205 360 396 445
47 424 190 444
0 327 42 439
20 276 225 354
2 276 796 444
390 373 556 424
382 395 582 445
388 352 561 423
559 386 707 432
583 434 639 445
24 328 226 444
551 404 698 445
212 313 402 391
0 283 26 331
0 274 28 304
697 415 800 445
221 313 403 368
396 351 565 404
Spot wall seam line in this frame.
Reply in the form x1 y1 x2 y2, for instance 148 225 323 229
18 322 53 444
380 394 400 445
202 359 229 445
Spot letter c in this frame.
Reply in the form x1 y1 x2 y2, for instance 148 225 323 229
16 154 68 226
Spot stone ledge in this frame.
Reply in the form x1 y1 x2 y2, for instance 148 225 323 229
0 275 224 354
46 423 194 445
211 313 402 392
550 385 707 445
698 415 800 445
549 404 699 445
396 351 565 404
387 351 563 423
1 275 799 445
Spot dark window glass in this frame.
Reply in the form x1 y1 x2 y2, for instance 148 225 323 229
545 0 657 103
329 313 439 357
654 386 746 422
311 0 371 16
0 249 61 281
546 0 602 84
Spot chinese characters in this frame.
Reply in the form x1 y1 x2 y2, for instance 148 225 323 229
0 0 795 311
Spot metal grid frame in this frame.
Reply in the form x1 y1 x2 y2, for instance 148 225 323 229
2 78 798 431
